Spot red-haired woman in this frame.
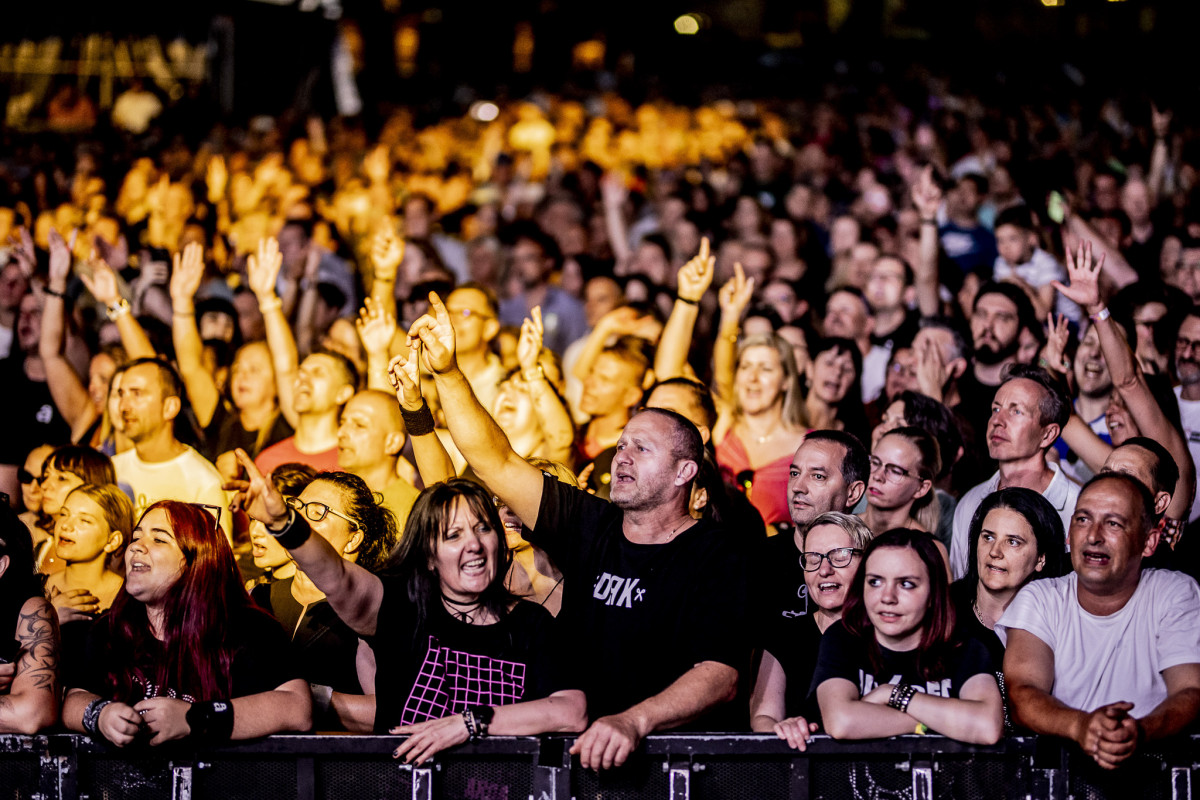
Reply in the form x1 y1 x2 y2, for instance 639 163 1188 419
63 501 311 746
812 528 1003 744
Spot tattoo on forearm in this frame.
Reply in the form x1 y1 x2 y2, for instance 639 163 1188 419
14 600 60 693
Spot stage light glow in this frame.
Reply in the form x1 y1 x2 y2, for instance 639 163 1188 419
674 14 701 35
470 102 500 122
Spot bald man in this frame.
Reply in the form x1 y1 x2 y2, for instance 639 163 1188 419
337 390 420 533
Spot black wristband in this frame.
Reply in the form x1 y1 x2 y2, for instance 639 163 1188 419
677 296 699 306
186 699 235 746
268 509 311 550
83 698 112 738
400 401 436 437
44 286 67 299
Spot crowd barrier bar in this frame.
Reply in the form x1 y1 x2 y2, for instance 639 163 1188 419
0 733 1195 800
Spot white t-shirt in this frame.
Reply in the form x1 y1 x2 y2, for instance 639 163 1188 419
996 570 1200 718
1172 386 1200 522
950 463 1080 581
112 446 232 539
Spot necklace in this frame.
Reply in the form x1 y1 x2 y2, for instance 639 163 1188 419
972 598 991 629
442 593 484 624
755 429 777 445
665 516 693 541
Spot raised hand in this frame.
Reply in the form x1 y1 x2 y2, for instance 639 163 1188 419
93 232 129 272
371 225 405 282
677 237 715 303
517 306 544 373
718 262 756 321
1041 314 1070 374
224 448 290 529
206 154 228 203
79 257 122 307
1152 104 1172 139
363 144 391 185
406 292 458 375
47 228 77 289
356 296 397 356
910 164 943 220
915 336 948 402
1051 239 1104 315
9 227 36 278
387 347 424 412
169 242 205 303
247 236 283 301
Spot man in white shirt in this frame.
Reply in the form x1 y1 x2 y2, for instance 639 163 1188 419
950 364 1078 579
1000 474 1200 770
1173 309 1200 522
112 359 231 539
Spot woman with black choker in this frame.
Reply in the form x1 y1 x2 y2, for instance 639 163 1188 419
228 449 587 764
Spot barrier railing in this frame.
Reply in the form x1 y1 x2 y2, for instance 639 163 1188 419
0 733 1194 800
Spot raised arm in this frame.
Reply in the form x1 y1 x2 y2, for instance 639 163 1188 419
228 449 385 635
248 237 299 428
518 307 575 463
1053 240 1197 517
1061 414 1114 473
1063 216 1138 289
80 259 155 360
0 597 60 734
408 293 546 527
293 246 322 357
1148 106 1172 207
600 172 632 268
170 242 220 427
388 343 457 485
655 238 714 380
710 263 755 443
40 230 97 440
911 166 944 318
356 297 398 392
570 661 737 770
369 226 404 310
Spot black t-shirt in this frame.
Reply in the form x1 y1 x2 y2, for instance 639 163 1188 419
530 475 751 726
808 621 995 719
756 532 809 648
203 403 293 462
764 611 824 721
870 309 921 351
366 578 566 734
74 607 302 703
252 578 362 695
953 368 1000 446
0 359 71 466
948 579 1006 669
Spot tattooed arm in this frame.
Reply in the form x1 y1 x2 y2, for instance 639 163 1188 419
0 597 60 733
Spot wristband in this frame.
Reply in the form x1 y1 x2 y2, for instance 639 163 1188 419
677 296 699 306
258 296 283 314
83 698 113 738
44 286 67 299
887 683 917 713
400 401 437 437
920 218 938 226
1089 306 1110 323
267 509 311 550
186 699 235 746
106 298 131 321
310 683 333 715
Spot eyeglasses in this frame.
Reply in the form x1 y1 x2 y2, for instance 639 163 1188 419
448 307 493 321
190 503 223 532
17 469 39 486
800 547 862 571
869 455 919 483
286 496 358 530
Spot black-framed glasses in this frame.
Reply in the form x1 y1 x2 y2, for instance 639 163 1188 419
17 469 39 486
800 547 862 572
868 455 917 483
286 496 358 530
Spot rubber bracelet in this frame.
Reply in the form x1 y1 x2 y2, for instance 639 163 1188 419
83 699 112 738
677 296 699 306
400 401 436 437
185 699 234 746
267 509 311 550
44 286 67 299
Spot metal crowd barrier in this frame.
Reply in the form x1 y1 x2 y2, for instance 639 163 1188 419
0 733 1195 800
